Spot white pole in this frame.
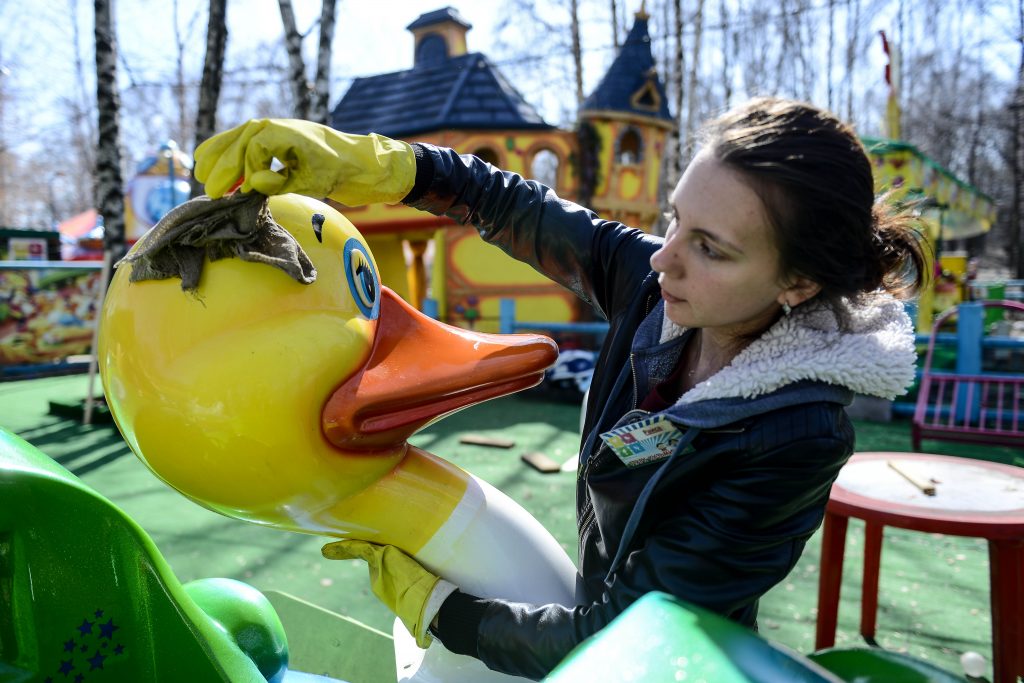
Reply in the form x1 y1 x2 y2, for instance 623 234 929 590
83 249 114 425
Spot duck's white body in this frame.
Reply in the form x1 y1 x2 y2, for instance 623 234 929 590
397 475 577 682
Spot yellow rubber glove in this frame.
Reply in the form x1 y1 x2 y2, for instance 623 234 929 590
193 119 416 206
322 540 453 648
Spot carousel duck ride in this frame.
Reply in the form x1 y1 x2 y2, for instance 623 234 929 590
98 192 576 682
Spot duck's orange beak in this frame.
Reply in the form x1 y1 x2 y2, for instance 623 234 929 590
323 287 558 450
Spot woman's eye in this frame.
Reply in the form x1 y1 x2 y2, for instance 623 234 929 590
696 240 723 260
343 238 380 319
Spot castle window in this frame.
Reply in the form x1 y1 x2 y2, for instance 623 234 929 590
630 75 662 113
415 34 448 66
529 148 560 188
615 128 643 165
473 146 501 166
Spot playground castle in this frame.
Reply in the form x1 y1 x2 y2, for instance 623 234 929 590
329 6 674 332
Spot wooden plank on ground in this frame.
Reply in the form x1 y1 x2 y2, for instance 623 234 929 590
521 451 562 473
459 434 516 448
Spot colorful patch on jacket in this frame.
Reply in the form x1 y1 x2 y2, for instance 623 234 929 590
599 415 692 467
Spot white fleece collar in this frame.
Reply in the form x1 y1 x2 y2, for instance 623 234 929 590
658 294 917 404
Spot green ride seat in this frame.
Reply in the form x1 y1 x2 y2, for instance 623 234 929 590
544 592 966 682
0 427 289 683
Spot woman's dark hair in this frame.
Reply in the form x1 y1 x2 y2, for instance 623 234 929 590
700 97 928 319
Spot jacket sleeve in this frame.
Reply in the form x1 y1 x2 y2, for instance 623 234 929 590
403 143 661 321
436 432 852 680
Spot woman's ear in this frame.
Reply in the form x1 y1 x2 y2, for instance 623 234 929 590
778 277 821 308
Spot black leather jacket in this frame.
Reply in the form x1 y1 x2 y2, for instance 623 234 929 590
405 144 857 680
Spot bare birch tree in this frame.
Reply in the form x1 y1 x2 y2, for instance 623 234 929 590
309 0 338 125
1014 0 1024 275
192 0 228 198
611 0 621 47
720 0 733 108
845 0 861 121
684 0 705 155
94 0 126 261
671 0 685 179
67 0 97 213
278 0 311 119
278 0 338 122
172 0 187 144
570 0 584 107
827 0 835 110
775 0 790 92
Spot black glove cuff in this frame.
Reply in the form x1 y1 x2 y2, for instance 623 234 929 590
403 143 434 204
433 589 489 658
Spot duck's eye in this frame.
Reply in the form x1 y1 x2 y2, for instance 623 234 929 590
343 238 380 319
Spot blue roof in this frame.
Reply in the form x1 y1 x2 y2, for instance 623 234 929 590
581 15 673 122
330 52 552 137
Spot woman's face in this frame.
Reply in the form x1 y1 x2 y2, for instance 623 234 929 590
650 150 818 342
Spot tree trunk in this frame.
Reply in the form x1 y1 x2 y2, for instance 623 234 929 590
795 0 813 100
610 0 620 48
827 0 834 110
775 0 791 92
720 0 731 108
192 0 228 198
278 0 310 119
683 0 704 156
172 0 188 145
309 0 338 125
570 0 584 107
70 0 97 207
1014 0 1024 277
845 0 861 121
671 0 684 179
94 0 126 262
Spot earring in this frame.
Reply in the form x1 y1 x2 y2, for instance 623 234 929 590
782 301 792 316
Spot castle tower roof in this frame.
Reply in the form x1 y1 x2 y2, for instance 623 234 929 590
581 11 673 123
330 8 551 137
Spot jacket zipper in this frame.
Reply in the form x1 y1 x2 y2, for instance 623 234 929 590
629 352 639 411
577 503 596 558
576 348 640 487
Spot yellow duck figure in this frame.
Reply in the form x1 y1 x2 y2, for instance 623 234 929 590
99 194 577 682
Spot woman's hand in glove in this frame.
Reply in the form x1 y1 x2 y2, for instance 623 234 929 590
322 539 457 649
194 118 416 206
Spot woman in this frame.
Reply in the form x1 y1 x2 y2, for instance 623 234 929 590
194 97 926 679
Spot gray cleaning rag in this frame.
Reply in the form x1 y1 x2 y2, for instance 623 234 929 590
116 192 317 292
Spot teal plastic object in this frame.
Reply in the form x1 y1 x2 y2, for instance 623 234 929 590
544 592 844 682
0 427 284 682
808 648 967 682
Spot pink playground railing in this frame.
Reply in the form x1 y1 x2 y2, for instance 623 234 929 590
912 301 1024 451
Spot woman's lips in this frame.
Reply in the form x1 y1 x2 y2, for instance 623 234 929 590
661 288 684 304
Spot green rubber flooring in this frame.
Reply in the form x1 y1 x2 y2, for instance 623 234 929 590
4 373 1022 680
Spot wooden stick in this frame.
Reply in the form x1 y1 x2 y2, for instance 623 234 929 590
887 460 936 496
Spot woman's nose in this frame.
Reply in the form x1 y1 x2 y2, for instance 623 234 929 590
650 244 679 276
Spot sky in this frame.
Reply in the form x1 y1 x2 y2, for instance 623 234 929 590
0 0 618 157
4 1 1017 145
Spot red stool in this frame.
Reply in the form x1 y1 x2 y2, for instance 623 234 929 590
815 452 1024 683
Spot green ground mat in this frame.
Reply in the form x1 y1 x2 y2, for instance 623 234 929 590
4 373 1021 679
265 591 395 682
